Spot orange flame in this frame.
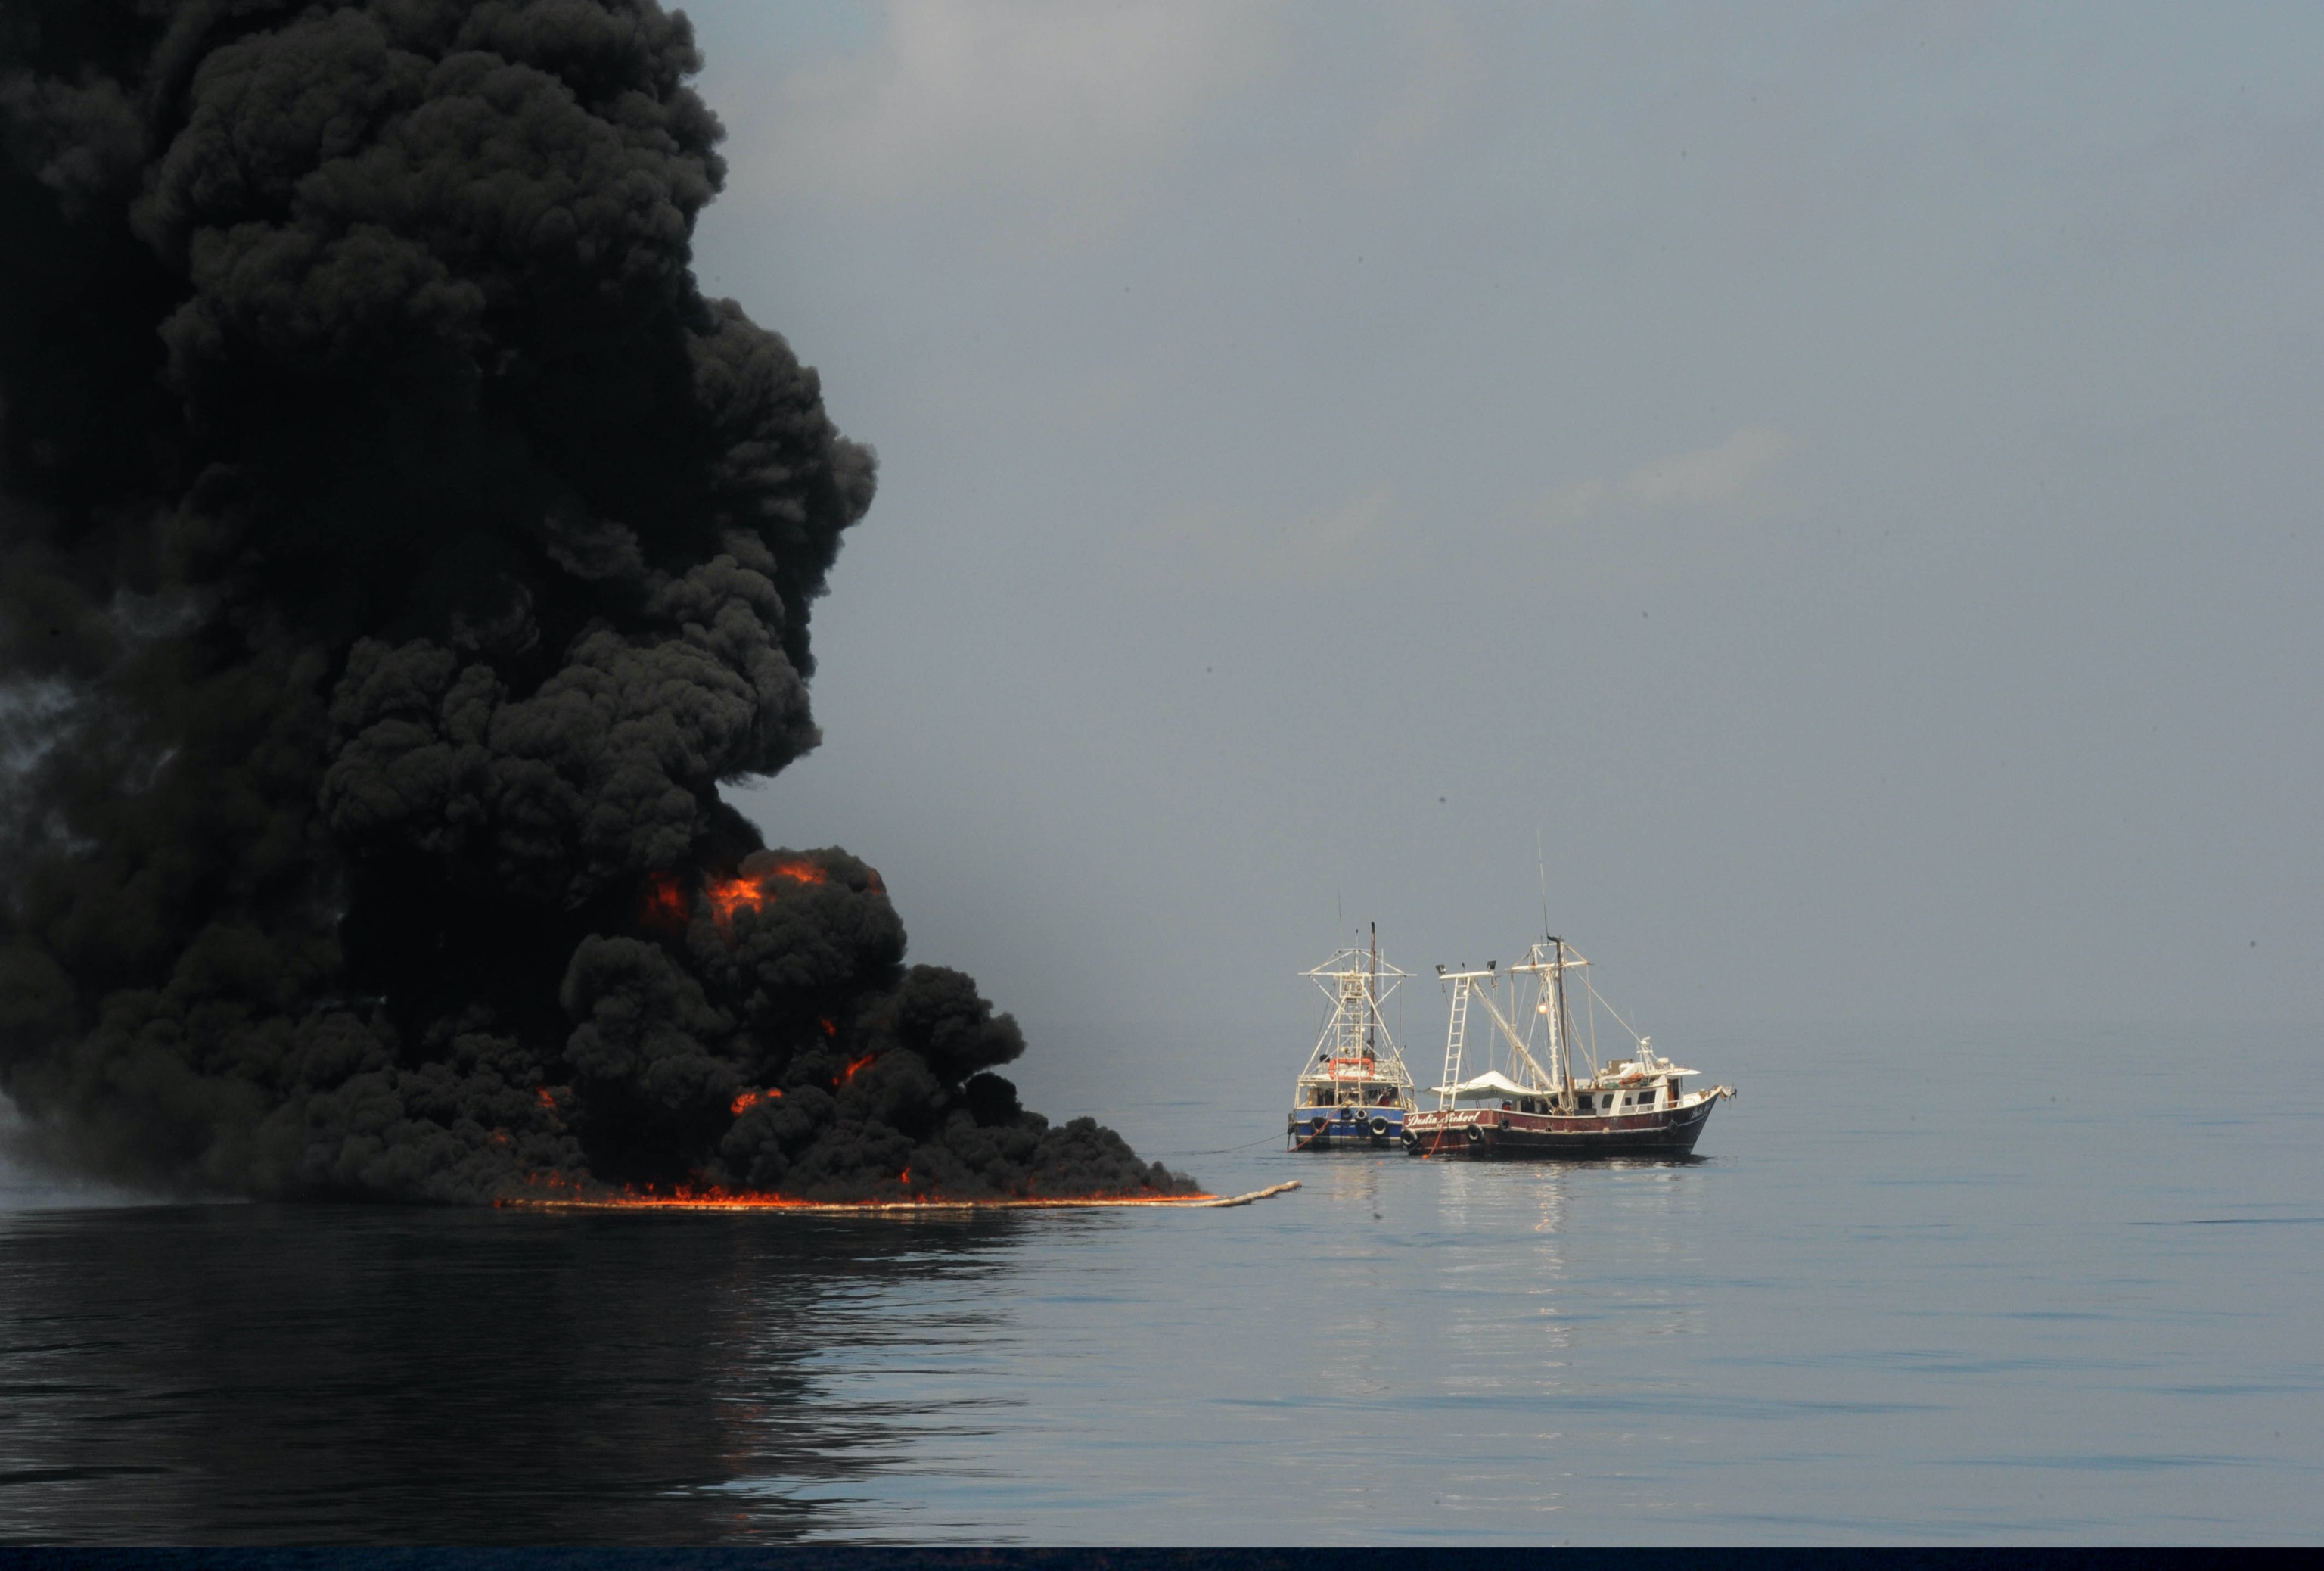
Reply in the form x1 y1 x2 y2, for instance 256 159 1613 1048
535 1086 558 1112
818 1016 837 1038
729 1086 784 1116
706 860 829 929
640 871 688 929
501 1179 1223 1212
511 1169 592 1199
838 1053 876 1087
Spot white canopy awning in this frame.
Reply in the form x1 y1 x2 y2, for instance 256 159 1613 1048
1428 1069 1540 1099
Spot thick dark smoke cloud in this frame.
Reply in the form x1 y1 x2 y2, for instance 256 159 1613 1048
0 0 1191 1204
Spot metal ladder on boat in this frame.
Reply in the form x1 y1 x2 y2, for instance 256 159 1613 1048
1438 976 1472 1110
1418 975 1477 1157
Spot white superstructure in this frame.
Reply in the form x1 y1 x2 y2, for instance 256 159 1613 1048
1286 925 1418 1148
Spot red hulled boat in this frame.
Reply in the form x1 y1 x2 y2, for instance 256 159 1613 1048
1403 938 1734 1160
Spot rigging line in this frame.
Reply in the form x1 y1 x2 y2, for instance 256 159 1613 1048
1583 973 1645 1047
1176 1134 1282 1156
1586 969 1600 1075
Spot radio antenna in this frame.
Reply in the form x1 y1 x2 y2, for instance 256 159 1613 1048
1536 827 1550 939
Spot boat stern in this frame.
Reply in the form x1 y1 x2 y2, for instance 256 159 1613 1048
1288 1102 1407 1149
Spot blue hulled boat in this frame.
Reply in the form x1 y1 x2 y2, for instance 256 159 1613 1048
1286 927 1418 1152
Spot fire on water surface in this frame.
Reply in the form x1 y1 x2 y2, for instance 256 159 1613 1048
499 1181 1301 1214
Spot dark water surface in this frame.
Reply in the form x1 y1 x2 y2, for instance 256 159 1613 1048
2 1024 2318 1543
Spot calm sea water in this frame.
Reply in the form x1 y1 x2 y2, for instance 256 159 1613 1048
2 1023 2318 1545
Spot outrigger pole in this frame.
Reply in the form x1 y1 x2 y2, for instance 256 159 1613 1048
1369 922 1378 1059
1432 961 1559 1101
1554 937 1575 1103
1433 935 1626 1115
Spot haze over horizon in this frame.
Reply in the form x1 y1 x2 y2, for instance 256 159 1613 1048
672 1 2321 1075
6 5 2316 1193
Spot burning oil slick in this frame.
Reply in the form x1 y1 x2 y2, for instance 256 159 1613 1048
0 2 1191 1206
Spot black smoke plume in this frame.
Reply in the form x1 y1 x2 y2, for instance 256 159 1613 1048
0 0 1191 1204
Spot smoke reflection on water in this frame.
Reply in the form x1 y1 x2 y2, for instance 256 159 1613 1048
0 1201 1033 1543
0 1153 1723 1545
3 1024 2320 1543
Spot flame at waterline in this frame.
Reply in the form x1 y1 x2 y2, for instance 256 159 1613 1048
495 1169 1291 1213
496 1178 1298 1213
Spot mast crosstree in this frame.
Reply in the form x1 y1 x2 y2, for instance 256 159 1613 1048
1304 933 1414 1087
1431 941 1620 1110
1407 929 1736 1159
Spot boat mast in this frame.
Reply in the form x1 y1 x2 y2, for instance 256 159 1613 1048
1300 937 1415 1100
1551 936 1576 1100
1491 936 1604 1109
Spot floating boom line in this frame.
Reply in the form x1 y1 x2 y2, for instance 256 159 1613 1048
500 1182 1302 1215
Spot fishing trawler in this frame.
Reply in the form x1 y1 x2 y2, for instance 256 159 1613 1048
1403 937 1734 1159
1286 927 1419 1151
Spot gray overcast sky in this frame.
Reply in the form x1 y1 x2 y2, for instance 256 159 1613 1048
676 1 2322 1093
